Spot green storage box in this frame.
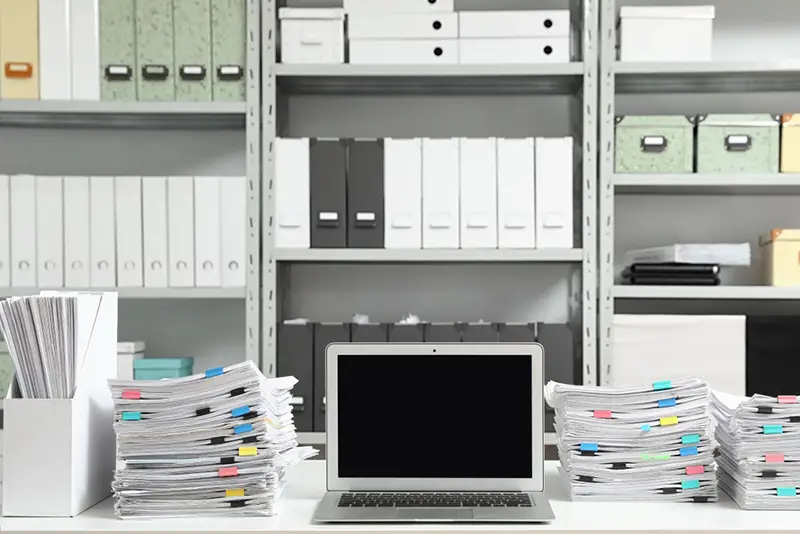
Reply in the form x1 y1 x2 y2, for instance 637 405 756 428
615 115 696 174
134 358 194 380
0 341 13 400
696 114 780 174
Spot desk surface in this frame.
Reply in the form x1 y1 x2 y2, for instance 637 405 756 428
1 461 798 534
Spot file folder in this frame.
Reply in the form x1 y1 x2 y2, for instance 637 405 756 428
384 138 422 249
497 322 536 342
310 139 347 249
89 177 116 287
277 322 314 432
135 0 175 101
99 0 136 101
746 316 800 398
10 175 37 287
115 177 143 288
167 177 195 287
424 323 462 342
347 139 385 249
210 0 246 101
36 177 64 288
142 177 169 287
497 138 536 249
194 177 222 287
461 323 498 343
422 138 460 249
64 177 91 288
221 176 247 287
0 0 39 99
70 0 101 100
350 323 388 342
537 323 577 385
275 138 310 249
388 324 424 343
174 0 213 101
0 176 9 287
459 138 498 249
39 0 72 100
535 137 574 249
313 323 350 431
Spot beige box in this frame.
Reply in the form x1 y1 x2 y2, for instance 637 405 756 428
781 114 800 172
760 229 800 286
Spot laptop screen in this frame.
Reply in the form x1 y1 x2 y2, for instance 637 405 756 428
337 354 533 479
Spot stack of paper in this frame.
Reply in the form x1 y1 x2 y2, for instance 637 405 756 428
545 378 717 502
712 391 800 510
109 361 317 519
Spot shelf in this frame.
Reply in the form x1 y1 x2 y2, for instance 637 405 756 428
0 101 246 129
614 61 800 94
0 288 246 299
613 285 800 300
273 63 584 96
274 248 584 263
613 174 800 195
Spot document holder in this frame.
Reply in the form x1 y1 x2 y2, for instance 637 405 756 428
388 323 425 342
424 323 462 342
461 323 498 342
350 323 388 342
310 139 347 248
277 322 314 432
497 322 536 342
537 323 574 433
347 139 385 248
313 322 350 431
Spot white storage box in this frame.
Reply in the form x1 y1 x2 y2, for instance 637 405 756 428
348 13 458 40
117 340 146 381
619 6 714 62
459 38 570 64
279 8 345 64
344 0 454 13
350 39 458 65
459 10 570 38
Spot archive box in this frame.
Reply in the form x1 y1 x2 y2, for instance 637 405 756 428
619 5 715 62
696 114 780 174
133 357 194 380
759 229 800 287
279 8 345 64
781 114 800 172
614 115 696 174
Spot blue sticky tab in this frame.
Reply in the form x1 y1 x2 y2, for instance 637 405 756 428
580 442 598 452
232 405 251 417
205 366 224 378
680 446 698 457
658 398 677 408
764 424 784 435
122 411 141 421
681 480 700 490
777 487 797 497
641 423 651 432
682 434 700 445
653 380 672 391
234 423 253 434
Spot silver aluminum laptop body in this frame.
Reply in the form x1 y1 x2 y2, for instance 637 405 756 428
312 343 555 523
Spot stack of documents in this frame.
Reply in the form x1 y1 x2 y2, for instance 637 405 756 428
712 391 800 509
623 243 751 267
545 378 717 502
109 361 317 519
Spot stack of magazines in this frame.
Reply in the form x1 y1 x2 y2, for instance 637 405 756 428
712 391 800 509
109 361 317 519
545 378 717 502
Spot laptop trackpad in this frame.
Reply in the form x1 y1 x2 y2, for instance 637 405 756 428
398 509 474 520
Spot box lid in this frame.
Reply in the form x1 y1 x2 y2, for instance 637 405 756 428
782 114 800 126
699 114 780 128
760 229 800 246
616 115 695 128
133 357 194 370
620 5 715 20
279 7 344 20
117 341 145 354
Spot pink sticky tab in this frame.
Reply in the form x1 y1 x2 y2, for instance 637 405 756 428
593 410 612 419
778 395 797 404
765 453 785 463
685 465 704 475
218 467 239 478
122 390 141 400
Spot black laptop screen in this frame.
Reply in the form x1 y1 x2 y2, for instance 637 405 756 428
337 354 533 479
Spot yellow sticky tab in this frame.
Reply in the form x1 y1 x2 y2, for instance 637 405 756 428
239 446 258 457
226 489 245 498
660 416 679 426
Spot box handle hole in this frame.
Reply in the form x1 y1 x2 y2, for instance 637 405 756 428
544 18 553 28
544 45 553 55
434 47 443 56
432 20 442 30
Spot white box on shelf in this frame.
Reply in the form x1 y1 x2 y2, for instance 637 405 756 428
115 177 143 288
384 138 422 250
0 175 9 287
349 39 458 64
167 176 195 288
194 176 222 288
497 138 536 249
10 175 37 287
142 177 169 288
36 176 64 288
619 5 714 62
279 8 344 64
343 0 454 13
221 176 247 288
117 341 145 381
422 138 459 249
348 13 458 40
275 138 310 249
535 137 573 249
69 0 100 99
458 10 570 38
89 177 116 287
64 177 91 288
459 138 497 249
458 38 570 64
38 0 72 100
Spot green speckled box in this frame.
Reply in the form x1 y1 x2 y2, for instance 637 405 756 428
211 0 246 101
0 341 13 402
135 0 176 101
615 115 696 174
174 0 212 102
697 114 780 174
99 0 136 101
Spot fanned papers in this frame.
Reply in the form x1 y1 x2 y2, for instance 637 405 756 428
711 391 800 510
109 361 318 519
545 378 718 502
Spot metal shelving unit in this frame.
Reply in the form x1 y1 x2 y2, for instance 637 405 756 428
613 174 800 196
0 288 246 299
613 286 800 301
274 248 584 263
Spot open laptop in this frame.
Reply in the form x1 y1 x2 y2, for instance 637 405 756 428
312 342 554 523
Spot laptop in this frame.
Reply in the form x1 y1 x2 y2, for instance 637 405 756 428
312 342 555 523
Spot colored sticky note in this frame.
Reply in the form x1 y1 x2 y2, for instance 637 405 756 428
682 434 700 445
778 395 798 404
641 424 651 432
660 416 679 426
681 480 700 490
765 453 785 463
653 380 672 391
232 405 251 417
641 454 670 461
764 424 784 435
238 446 257 457
680 446 698 457
218 466 239 477
686 465 705 475
205 366 224 378
593 410 612 419
657 398 677 408
121 390 140 400
122 412 141 421
580 442 598 452
777 487 797 497
226 489 245 498
234 423 253 435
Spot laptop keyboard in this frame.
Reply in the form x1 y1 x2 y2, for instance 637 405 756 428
338 492 532 508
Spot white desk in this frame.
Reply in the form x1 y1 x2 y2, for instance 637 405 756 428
1 460 799 534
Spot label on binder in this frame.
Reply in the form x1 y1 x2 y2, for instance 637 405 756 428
686 465 704 475
777 487 797 497
232 406 251 417
593 410 612 419
234 423 253 435
218 467 239 477
205 366 224 378
653 380 672 391
764 424 784 435
660 416 679 426
238 447 257 457
778 395 798 404
765 453 785 463
580 442 598 452
121 390 141 400
680 446 698 457
681 480 700 490
226 489 245 498
122 412 141 421
682 434 700 445
658 398 677 408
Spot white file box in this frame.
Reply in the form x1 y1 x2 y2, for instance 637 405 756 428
117 341 145 381
142 177 169 288
0 175 9 287
167 177 195 287
459 138 497 249
36 176 64 288
535 137 574 249
422 138 459 249
69 0 100 99
497 138 536 249
620 5 714 62
279 8 344 64
343 0 454 13
89 177 116 287
115 177 143 288
459 38 570 64
349 40 458 65
64 177 91 288
3 292 118 517
458 10 570 38
221 176 247 287
10 175 37 287
275 138 311 249
384 138 422 249
348 13 458 40
194 177 222 287
38 0 72 99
